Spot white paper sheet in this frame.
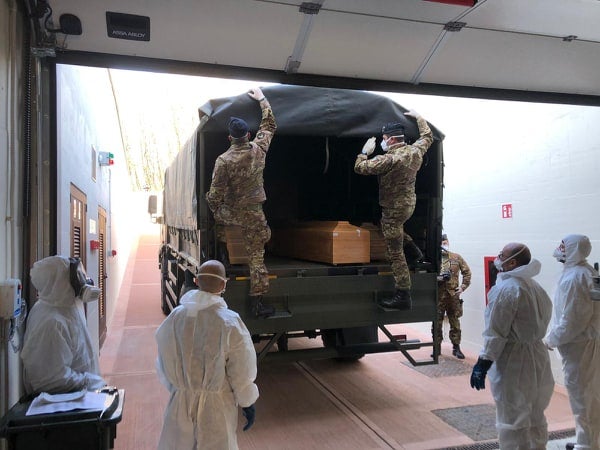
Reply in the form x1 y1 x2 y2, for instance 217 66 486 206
26 391 108 416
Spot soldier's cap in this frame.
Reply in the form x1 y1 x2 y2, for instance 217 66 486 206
441 233 448 242
381 122 405 136
228 117 249 138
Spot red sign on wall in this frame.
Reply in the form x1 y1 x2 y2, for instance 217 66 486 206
501 203 512 219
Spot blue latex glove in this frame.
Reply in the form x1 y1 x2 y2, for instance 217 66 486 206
470 357 493 390
242 404 255 431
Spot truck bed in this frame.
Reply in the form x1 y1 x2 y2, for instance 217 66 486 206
226 254 395 279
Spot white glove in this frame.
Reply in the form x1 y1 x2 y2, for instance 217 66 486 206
361 137 376 156
248 88 265 101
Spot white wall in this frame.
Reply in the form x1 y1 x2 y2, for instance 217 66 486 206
0 0 24 418
56 64 136 358
380 92 600 384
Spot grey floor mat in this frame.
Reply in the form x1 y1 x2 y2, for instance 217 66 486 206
433 403 498 442
434 427 575 450
403 354 473 377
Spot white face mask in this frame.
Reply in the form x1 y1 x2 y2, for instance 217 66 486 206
553 243 566 263
493 257 504 272
198 273 228 294
380 135 402 152
380 138 389 151
441 244 449 252
494 246 526 272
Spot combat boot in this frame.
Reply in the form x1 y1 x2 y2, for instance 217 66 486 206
452 344 465 359
251 295 275 319
379 289 412 310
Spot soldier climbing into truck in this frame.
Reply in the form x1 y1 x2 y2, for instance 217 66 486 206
354 110 434 310
206 87 277 319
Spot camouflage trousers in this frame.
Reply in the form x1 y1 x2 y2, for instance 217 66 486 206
380 205 415 290
217 205 271 296
432 290 462 346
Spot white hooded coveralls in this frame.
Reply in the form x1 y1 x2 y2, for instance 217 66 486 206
21 255 105 394
155 289 259 450
545 234 600 450
481 259 554 449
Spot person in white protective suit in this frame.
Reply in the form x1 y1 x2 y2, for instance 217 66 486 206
470 242 555 449
21 255 106 395
544 234 600 450
155 259 259 450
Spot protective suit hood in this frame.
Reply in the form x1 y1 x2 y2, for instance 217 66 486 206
497 258 541 282
562 234 591 267
30 255 77 307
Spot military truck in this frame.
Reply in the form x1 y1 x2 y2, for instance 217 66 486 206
157 85 445 364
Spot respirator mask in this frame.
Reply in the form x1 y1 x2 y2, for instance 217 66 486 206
552 243 566 263
198 273 228 295
69 258 100 302
380 138 390 152
380 135 402 152
493 246 526 273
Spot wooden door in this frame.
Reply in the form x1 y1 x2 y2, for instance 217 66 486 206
70 184 87 265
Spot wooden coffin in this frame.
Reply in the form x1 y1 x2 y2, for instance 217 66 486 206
359 223 387 262
224 226 249 265
271 221 370 265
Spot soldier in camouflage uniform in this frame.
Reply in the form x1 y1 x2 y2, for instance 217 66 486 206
434 234 471 359
354 110 433 309
206 87 277 318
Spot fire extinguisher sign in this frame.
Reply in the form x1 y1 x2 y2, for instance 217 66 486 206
502 203 513 219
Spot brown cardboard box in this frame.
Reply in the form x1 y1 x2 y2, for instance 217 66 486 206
359 223 387 262
224 226 249 265
271 221 370 265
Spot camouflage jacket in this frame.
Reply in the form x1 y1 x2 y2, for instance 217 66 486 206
206 99 277 215
439 250 471 296
354 115 433 209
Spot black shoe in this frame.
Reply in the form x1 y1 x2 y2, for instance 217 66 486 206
404 240 423 266
565 443 575 450
452 345 465 359
251 296 275 318
379 289 412 310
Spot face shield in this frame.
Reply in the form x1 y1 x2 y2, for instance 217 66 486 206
69 258 100 302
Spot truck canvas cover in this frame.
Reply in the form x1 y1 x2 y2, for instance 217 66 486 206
164 84 444 231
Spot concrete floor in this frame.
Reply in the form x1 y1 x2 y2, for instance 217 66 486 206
99 229 576 450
